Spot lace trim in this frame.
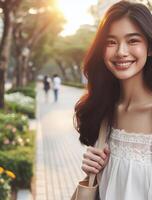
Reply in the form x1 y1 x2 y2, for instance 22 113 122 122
111 128 152 145
109 128 152 163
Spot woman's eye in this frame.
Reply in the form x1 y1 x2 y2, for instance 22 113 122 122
128 39 140 44
106 40 116 46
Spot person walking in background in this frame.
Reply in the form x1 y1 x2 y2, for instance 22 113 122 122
43 75 51 102
74 1 152 199
52 74 61 102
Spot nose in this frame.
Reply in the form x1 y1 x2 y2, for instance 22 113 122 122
116 42 129 57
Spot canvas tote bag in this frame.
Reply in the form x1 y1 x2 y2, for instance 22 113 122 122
71 121 107 200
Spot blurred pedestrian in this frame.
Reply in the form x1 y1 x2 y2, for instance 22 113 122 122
52 74 61 102
43 75 51 102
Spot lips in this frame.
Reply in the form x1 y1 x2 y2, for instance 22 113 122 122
112 60 135 70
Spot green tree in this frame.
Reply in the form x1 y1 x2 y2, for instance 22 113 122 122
13 0 65 87
0 0 21 108
50 27 95 82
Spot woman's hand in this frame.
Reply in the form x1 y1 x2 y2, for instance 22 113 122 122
81 144 110 175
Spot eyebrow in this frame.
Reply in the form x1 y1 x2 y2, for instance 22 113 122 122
107 33 143 39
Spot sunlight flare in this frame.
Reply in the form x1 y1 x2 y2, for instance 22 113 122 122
57 0 98 36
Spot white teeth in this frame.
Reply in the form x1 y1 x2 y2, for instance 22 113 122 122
114 62 133 67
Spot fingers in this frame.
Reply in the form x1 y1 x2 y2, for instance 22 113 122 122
82 157 102 174
81 164 100 174
84 152 106 167
83 156 104 170
103 144 111 155
87 146 108 159
87 146 107 158
81 145 110 175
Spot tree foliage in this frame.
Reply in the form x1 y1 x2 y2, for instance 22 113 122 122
0 0 65 107
35 26 95 82
12 0 65 86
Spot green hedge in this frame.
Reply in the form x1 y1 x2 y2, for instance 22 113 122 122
62 81 85 88
0 131 35 189
0 112 28 132
6 87 36 99
0 113 29 150
5 102 35 119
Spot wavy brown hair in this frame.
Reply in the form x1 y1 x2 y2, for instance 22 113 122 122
74 0 152 146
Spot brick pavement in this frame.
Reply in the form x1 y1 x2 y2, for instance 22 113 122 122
35 84 86 200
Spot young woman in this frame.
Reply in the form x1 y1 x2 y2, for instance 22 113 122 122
74 1 152 199
52 74 61 102
43 75 51 101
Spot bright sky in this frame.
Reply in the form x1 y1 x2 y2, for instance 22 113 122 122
57 0 98 36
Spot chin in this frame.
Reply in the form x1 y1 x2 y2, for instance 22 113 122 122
113 73 134 80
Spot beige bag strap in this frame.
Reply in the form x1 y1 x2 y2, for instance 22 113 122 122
88 120 107 187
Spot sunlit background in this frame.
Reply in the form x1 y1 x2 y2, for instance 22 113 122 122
57 0 98 36
0 0 150 199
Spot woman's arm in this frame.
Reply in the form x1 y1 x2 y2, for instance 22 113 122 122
81 144 110 174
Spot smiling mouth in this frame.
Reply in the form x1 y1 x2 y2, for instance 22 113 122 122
112 61 135 70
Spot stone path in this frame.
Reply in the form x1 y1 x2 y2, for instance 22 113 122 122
35 83 86 200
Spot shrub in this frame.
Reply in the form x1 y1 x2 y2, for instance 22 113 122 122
0 113 28 131
0 113 30 150
5 102 35 119
5 93 35 118
6 87 36 99
62 81 84 88
0 131 35 189
0 167 16 200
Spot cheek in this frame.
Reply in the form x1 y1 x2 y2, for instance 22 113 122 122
103 48 115 62
132 45 148 59
133 46 148 68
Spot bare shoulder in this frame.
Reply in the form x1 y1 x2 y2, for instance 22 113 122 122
148 102 152 112
136 92 152 112
137 101 152 109
138 101 152 113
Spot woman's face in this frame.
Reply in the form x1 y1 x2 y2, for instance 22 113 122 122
103 17 149 80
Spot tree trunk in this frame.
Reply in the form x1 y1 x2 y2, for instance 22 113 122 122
14 51 30 87
74 61 82 82
0 10 14 108
22 54 30 86
0 69 5 108
55 59 69 81
70 66 78 82
14 55 23 87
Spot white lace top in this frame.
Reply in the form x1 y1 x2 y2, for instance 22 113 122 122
99 128 152 200
110 128 152 164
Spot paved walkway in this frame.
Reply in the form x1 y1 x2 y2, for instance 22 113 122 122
35 83 86 200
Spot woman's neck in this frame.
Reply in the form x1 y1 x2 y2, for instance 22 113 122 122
119 72 152 110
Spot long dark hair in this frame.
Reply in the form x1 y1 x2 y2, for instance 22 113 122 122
74 0 152 146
